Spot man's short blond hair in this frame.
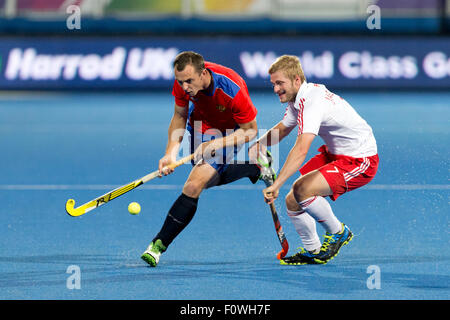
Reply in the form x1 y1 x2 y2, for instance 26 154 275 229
268 55 306 83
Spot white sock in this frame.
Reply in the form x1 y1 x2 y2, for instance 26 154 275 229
299 196 342 234
286 209 321 252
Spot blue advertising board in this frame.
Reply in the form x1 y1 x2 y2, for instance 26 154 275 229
0 36 449 90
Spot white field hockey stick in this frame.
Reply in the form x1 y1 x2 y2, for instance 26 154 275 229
65 154 194 217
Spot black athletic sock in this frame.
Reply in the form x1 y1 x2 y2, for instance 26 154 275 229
153 193 198 247
218 162 260 185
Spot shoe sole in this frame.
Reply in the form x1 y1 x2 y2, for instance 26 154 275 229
141 253 157 267
280 260 320 266
313 231 354 265
280 260 309 266
280 255 321 266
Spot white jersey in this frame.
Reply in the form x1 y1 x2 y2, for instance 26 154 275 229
281 82 377 158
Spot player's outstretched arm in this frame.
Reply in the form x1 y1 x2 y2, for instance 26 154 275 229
257 121 294 147
196 119 258 162
225 119 258 147
249 121 294 162
265 133 315 199
160 104 188 175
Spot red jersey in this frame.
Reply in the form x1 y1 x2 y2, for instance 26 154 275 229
172 62 257 133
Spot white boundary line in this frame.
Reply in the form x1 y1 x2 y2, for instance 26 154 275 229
0 184 449 191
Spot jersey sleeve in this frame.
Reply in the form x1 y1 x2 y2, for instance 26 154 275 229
281 103 298 129
171 80 189 107
298 95 324 135
230 88 257 124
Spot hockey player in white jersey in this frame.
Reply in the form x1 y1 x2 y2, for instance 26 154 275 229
251 55 379 265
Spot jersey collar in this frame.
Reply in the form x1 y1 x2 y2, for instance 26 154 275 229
201 69 216 96
296 80 308 100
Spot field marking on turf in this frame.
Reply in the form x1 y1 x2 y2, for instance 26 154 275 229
0 184 449 191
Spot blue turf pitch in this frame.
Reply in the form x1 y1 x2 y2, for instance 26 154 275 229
0 90 448 300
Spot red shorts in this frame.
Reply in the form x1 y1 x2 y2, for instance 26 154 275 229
299 145 379 201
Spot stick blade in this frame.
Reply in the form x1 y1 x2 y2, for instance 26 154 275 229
66 199 87 217
276 240 289 259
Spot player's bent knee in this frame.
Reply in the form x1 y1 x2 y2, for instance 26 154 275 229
285 191 301 211
182 180 205 198
292 179 310 202
292 170 330 202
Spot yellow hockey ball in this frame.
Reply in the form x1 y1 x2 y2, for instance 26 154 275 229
128 202 141 215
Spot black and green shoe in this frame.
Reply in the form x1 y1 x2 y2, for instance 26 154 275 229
280 248 320 265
